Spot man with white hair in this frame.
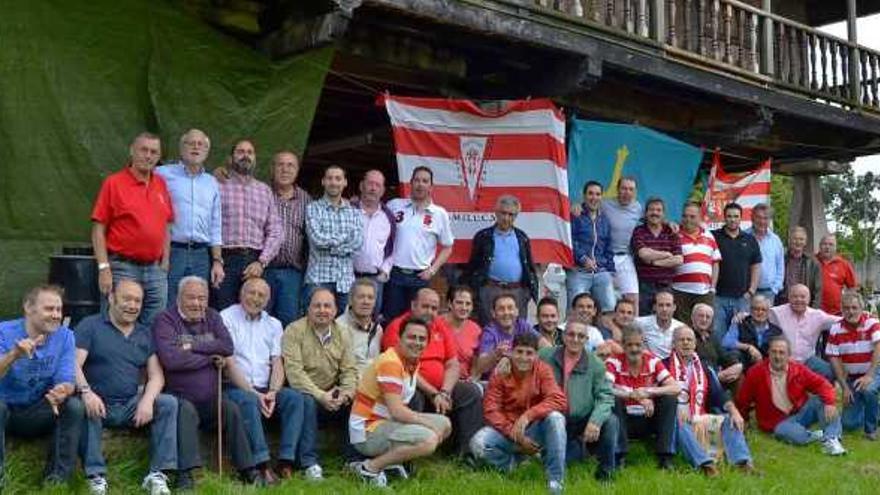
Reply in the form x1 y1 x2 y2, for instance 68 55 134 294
689 303 742 386
157 129 225 307
464 194 539 325
722 295 783 370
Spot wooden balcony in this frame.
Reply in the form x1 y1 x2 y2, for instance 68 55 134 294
533 0 880 112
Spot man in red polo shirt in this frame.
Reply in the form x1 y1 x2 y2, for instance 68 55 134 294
816 234 858 315
381 288 483 456
92 132 173 325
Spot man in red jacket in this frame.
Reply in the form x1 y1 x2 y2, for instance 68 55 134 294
735 335 845 455
470 332 568 495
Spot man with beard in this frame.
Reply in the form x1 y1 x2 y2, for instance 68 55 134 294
214 140 282 310
265 151 311 326
92 132 174 325
779 226 822 307
75 279 178 495
631 198 683 316
470 332 568 494
736 335 845 455
305 165 363 313
383 166 454 320
351 170 396 317
157 129 224 307
0 285 83 487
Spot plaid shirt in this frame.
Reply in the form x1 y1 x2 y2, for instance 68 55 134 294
305 196 364 292
270 186 310 270
218 172 282 265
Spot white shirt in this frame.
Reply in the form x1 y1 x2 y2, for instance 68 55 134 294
353 205 393 275
386 198 454 270
220 304 282 389
636 315 685 359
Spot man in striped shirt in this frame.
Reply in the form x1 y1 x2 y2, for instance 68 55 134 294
213 140 282 310
672 202 721 324
826 291 880 440
631 198 683 317
349 317 451 486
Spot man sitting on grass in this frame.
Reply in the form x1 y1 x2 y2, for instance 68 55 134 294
470 332 568 495
666 326 754 477
736 335 846 455
349 317 451 486
606 325 680 470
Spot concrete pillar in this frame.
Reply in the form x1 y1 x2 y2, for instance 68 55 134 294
789 174 828 254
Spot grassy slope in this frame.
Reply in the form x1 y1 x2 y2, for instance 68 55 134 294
4 428 880 495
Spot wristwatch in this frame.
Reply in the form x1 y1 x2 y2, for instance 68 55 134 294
77 384 92 395
97 262 110 271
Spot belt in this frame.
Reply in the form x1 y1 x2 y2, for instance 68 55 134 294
222 247 259 256
392 266 420 275
613 252 629 256
355 271 380 278
171 241 210 250
757 287 772 292
108 253 157 266
487 280 524 289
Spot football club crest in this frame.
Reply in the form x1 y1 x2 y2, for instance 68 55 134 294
458 136 488 202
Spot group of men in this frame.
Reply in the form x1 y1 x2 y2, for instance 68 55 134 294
0 131 875 494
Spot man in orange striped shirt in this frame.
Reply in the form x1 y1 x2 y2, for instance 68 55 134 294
348 317 451 486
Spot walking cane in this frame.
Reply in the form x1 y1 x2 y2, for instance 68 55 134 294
215 356 224 476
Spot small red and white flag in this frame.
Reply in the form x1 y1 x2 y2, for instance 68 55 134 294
382 95 573 265
703 150 772 229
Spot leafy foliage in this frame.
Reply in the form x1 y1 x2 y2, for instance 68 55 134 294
822 170 880 263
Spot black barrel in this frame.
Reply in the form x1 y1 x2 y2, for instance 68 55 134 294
48 247 101 327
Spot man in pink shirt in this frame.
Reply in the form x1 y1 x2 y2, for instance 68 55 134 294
769 284 838 381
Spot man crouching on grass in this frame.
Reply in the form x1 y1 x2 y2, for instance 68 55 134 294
349 317 451 487
470 332 568 495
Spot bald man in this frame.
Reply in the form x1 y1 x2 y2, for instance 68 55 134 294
221 278 307 482
351 170 396 317
769 284 839 381
816 234 858 315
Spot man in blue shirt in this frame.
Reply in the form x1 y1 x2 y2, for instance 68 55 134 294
747 204 784 302
156 129 225 307
0 285 83 487
75 279 178 495
464 195 539 325
569 181 616 315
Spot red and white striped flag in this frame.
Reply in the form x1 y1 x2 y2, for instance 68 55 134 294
382 96 573 264
703 150 772 230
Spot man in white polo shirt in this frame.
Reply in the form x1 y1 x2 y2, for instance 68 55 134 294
601 176 643 314
383 166 454 320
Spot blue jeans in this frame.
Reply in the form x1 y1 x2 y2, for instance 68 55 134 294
842 372 880 434
0 397 85 480
566 270 616 313
470 411 566 484
81 393 178 476
303 283 348 317
773 396 843 444
265 267 304 328
383 268 429 321
105 258 168 326
225 387 305 465
299 393 359 465
713 295 749 341
167 245 212 309
676 415 751 467
804 356 835 382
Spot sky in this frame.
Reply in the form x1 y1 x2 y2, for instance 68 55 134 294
822 14 880 176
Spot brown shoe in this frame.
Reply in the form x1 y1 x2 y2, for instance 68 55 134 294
700 463 719 478
259 467 279 486
737 462 759 476
276 463 295 480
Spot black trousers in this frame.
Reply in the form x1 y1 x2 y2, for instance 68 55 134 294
567 414 619 472
614 395 677 458
408 381 483 456
177 396 255 472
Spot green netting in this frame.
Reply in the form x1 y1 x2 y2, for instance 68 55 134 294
0 0 333 317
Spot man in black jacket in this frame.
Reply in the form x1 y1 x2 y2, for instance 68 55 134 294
463 195 539 325
720 295 783 369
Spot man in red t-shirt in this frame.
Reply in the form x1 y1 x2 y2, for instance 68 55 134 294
606 325 680 469
816 234 858 315
381 288 483 456
91 132 173 325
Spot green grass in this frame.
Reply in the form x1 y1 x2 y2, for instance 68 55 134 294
4 429 880 494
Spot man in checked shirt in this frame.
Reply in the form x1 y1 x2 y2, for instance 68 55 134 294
305 165 364 315
213 140 283 310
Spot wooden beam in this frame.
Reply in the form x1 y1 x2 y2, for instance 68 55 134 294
306 129 386 156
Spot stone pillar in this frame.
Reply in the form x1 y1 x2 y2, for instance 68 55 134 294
789 174 828 254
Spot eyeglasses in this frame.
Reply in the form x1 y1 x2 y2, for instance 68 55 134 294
564 332 588 341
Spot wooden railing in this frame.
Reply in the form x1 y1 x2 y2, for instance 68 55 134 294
535 0 880 111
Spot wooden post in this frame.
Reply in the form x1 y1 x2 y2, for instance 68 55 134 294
847 0 861 106
761 0 773 75
653 0 666 42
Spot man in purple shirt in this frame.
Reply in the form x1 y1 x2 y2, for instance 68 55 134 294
472 294 547 379
153 276 265 488
213 140 283 310
631 198 683 316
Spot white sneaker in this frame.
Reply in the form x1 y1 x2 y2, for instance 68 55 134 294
821 437 847 456
384 464 409 480
87 475 108 495
141 471 171 495
807 429 824 443
548 480 564 494
304 464 324 481
352 461 388 487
